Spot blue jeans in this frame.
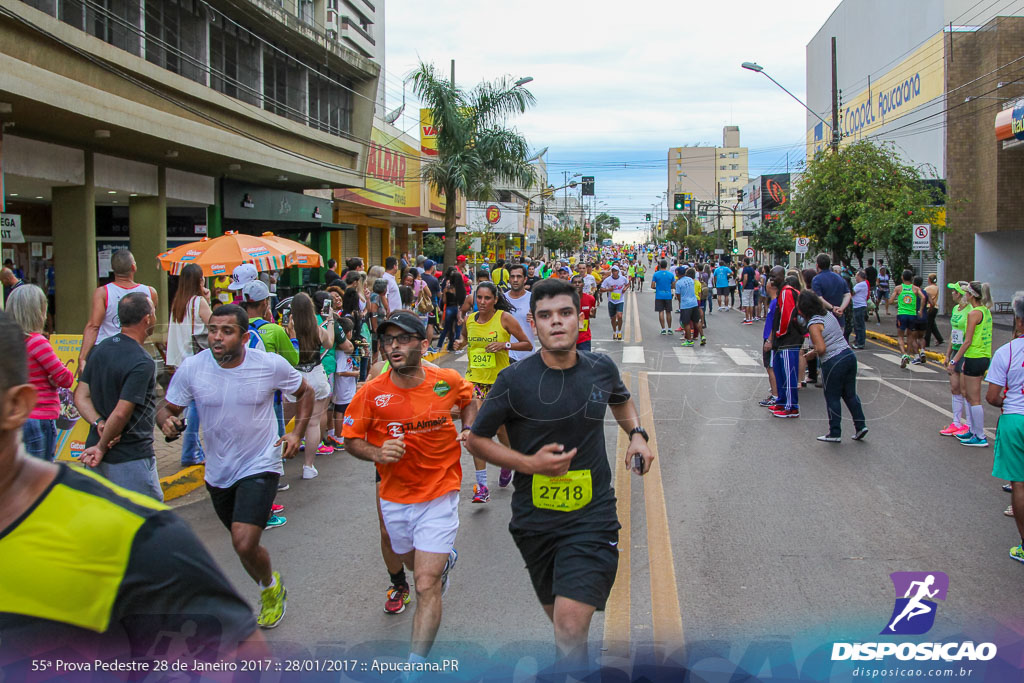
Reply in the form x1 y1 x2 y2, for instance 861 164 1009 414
436 306 460 352
23 418 57 461
820 349 867 438
852 307 867 347
274 400 285 437
180 402 205 466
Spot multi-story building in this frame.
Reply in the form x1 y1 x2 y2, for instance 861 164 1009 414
805 0 1024 307
0 0 381 331
667 126 748 234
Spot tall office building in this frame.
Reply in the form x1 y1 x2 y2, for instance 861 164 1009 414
667 126 748 231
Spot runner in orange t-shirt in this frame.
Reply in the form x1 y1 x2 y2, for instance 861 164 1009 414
343 311 476 662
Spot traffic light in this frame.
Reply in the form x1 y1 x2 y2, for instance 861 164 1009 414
581 176 595 196
737 189 745 202
646 213 652 221
673 193 685 211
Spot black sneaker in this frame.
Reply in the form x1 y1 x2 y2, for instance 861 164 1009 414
816 434 841 443
758 395 777 407
852 427 869 441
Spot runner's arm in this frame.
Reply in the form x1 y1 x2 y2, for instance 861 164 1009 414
609 398 654 475
345 436 405 464
465 432 574 476
498 313 534 352
986 381 1005 408
78 287 107 366
156 400 187 436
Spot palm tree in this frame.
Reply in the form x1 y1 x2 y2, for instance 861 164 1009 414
411 62 537 267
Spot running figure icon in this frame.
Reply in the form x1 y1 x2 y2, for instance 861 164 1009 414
887 575 939 632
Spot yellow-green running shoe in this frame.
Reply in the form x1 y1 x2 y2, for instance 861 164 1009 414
1010 544 1024 565
258 572 287 629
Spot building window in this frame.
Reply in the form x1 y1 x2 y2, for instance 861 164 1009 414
720 165 726 170
730 164 738 170
23 0 56 15
145 0 207 84
308 66 352 135
676 163 681 171
209 16 260 105
263 46 308 123
730 152 739 158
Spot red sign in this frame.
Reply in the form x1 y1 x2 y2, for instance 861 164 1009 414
486 205 501 224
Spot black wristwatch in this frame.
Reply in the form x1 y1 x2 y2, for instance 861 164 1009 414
628 426 649 442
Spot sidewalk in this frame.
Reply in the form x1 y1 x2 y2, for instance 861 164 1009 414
156 348 451 501
859 307 1014 361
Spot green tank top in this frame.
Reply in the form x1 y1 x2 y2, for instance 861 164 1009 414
949 303 972 350
964 306 992 359
896 284 918 316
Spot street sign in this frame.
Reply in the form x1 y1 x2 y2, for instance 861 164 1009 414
912 223 931 251
795 237 809 254
470 237 482 252
744 248 755 259
714 248 725 255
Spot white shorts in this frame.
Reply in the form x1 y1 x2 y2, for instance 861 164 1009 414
332 375 356 406
741 289 755 307
285 365 332 402
380 490 459 555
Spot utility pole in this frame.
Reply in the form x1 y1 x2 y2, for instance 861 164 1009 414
831 37 840 152
716 182 722 252
451 59 455 85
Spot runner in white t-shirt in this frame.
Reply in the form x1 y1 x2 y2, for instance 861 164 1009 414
601 265 630 341
158 304 313 631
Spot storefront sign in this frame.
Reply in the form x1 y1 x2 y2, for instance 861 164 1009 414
467 202 522 234
222 181 330 223
807 32 945 158
336 125 421 215
1 213 24 243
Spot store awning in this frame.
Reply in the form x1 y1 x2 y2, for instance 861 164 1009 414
994 101 1024 142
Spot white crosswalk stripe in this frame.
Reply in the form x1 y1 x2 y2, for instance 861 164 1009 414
722 347 758 366
872 352 933 373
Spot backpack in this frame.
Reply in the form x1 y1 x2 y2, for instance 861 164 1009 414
248 319 268 351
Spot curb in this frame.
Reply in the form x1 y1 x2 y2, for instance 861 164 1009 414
160 352 452 502
160 464 205 501
865 329 946 363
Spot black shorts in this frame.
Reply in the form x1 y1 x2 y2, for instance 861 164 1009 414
332 401 350 414
679 307 700 326
914 318 928 332
654 299 673 313
963 357 991 377
511 528 619 610
206 472 280 530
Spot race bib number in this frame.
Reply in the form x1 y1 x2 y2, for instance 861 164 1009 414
579 318 590 332
611 291 622 302
469 350 496 368
951 329 965 345
532 470 592 512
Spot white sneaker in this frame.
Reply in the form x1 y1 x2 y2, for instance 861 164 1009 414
302 465 319 479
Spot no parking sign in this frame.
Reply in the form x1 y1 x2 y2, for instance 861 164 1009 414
912 224 930 251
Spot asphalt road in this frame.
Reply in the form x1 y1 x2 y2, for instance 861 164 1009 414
172 287 1020 678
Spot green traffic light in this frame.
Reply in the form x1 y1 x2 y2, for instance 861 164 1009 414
732 248 739 254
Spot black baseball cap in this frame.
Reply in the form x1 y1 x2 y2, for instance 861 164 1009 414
378 310 427 339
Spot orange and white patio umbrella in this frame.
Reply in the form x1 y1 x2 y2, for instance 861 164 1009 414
157 231 294 276
259 233 324 268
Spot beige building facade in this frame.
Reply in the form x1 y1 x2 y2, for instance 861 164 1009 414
667 126 748 233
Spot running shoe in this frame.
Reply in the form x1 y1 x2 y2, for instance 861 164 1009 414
771 407 798 418
302 465 319 479
265 514 287 530
900 354 910 369
816 434 841 443
472 484 490 503
759 395 777 407
956 430 977 441
1010 544 1024 564
440 548 458 596
325 435 344 449
384 584 411 614
271 503 285 515
960 435 989 447
852 427 869 441
676 326 684 332
1003 483 1013 493
1004 505 1015 517
742 320 754 325
681 339 695 347
498 468 513 488
910 357 925 365
316 443 334 455
700 337 707 346
277 481 290 492
257 572 287 629
939 422 963 436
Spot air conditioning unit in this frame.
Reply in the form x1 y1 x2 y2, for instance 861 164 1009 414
325 7 338 34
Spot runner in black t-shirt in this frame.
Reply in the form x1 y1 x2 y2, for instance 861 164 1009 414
466 278 653 670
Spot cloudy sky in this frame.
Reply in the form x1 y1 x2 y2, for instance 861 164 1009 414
383 0 842 237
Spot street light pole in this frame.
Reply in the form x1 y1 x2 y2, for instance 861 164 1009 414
742 60 839 152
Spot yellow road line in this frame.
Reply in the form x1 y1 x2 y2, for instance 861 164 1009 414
638 371 685 658
631 291 643 344
603 374 632 657
623 293 634 343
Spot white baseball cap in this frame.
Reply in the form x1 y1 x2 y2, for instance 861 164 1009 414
229 263 258 290
241 279 270 302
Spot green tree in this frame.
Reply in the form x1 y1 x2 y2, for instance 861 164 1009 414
411 62 537 268
592 212 620 243
749 221 792 262
542 227 583 255
423 234 470 262
784 140 944 272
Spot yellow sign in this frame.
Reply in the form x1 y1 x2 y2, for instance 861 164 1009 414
807 32 945 158
51 334 88 462
419 108 438 157
336 126 420 215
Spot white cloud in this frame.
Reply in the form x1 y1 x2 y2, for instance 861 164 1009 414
383 0 842 223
